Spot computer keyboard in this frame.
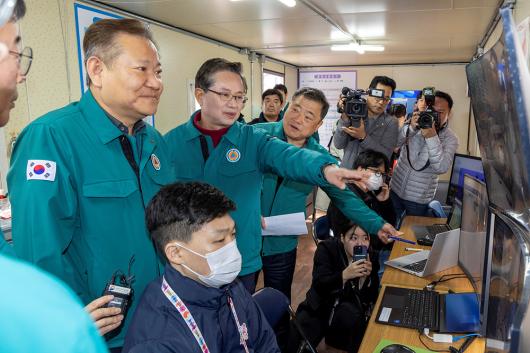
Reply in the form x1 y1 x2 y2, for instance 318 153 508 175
401 290 439 329
426 224 451 236
402 259 428 273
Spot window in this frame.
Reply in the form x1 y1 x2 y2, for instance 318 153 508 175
262 70 284 91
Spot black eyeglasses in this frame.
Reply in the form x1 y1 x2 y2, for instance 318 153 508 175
9 46 32 76
207 88 248 104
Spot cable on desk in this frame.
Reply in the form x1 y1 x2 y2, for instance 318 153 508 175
425 273 467 291
418 331 452 353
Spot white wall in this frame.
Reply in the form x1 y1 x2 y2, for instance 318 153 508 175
5 0 298 144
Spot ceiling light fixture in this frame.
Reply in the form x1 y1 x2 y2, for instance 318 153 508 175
277 0 296 7
331 42 384 54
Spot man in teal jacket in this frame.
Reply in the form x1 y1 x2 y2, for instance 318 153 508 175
7 19 174 350
0 0 30 258
257 87 394 301
164 58 398 293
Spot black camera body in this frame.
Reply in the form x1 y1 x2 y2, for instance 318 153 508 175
418 87 440 130
338 87 385 128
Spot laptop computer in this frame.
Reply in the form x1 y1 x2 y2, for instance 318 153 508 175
376 286 480 333
411 200 462 246
385 228 460 277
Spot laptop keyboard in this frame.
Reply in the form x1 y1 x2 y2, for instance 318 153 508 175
402 259 428 273
426 224 451 236
402 290 439 329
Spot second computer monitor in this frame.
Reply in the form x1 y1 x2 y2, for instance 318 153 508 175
446 153 485 206
458 175 489 317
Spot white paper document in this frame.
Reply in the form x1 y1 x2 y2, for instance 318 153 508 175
261 212 308 236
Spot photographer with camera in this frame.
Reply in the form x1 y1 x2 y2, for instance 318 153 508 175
332 76 399 169
390 89 459 219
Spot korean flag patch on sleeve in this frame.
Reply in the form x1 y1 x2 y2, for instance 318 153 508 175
27 160 57 181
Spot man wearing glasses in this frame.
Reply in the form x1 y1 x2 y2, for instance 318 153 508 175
332 76 399 169
0 0 31 257
164 58 399 293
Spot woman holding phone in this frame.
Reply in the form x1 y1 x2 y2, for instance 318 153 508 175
287 222 380 353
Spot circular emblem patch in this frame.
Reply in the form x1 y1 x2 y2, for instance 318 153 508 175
226 148 241 163
151 154 161 170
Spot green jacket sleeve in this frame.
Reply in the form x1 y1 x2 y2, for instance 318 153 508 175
255 131 336 186
322 184 384 235
7 123 78 285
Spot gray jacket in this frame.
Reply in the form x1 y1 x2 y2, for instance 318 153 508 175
390 124 459 204
333 112 398 169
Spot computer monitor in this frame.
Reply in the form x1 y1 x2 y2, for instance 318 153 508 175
446 153 485 206
458 176 489 314
482 210 528 351
466 8 530 216
390 90 421 115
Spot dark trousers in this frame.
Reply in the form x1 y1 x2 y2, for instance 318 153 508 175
390 190 430 222
262 248 297 302
238 271 259 294
287 301 366 353
262 248 297 351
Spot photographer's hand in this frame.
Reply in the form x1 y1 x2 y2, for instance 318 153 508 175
337 95 349 122
341 119 366 140
421 120 437 138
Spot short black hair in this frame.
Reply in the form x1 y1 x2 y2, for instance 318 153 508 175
291 87 330 120
262 88 283 104
368 76 396 93
11 0 26 21
195 58 244 91
273 83 288 95
146 182 236 260
353 149 390 173
435 90 454 110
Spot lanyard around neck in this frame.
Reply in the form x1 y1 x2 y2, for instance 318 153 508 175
161 276 250 353
161 276 210 353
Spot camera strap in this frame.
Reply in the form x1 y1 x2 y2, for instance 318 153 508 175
405 126 430 172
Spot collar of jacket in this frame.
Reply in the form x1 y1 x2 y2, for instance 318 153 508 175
163 263 235 309
181 110 242 146
271 120 319 150
80 89 146 145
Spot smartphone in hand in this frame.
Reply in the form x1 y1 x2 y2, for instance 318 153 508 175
353 245 368 263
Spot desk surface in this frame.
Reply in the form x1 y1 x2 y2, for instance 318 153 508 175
358 216 485 353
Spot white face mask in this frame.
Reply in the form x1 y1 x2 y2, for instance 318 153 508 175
366 173 383 191
176 240 242 288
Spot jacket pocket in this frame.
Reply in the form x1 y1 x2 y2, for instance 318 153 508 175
82 179 137 198
218 162 257 177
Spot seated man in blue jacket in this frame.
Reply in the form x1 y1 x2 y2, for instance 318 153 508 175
124 182 280 353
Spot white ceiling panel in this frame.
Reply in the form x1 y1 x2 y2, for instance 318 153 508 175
96 0 500 66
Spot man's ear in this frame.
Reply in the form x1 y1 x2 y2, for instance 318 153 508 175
195 87 205 107
86 56 105 88
165 243 185 265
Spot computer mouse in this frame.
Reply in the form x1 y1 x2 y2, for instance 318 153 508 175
380 343 416 353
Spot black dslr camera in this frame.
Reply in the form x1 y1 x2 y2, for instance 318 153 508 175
417 87 440 130
337 87 385 128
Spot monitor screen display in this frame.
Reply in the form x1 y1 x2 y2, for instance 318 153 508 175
466 12 530 215
390 90 421 115
458 176 489 305
446 154 485 206
484 212 526 348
